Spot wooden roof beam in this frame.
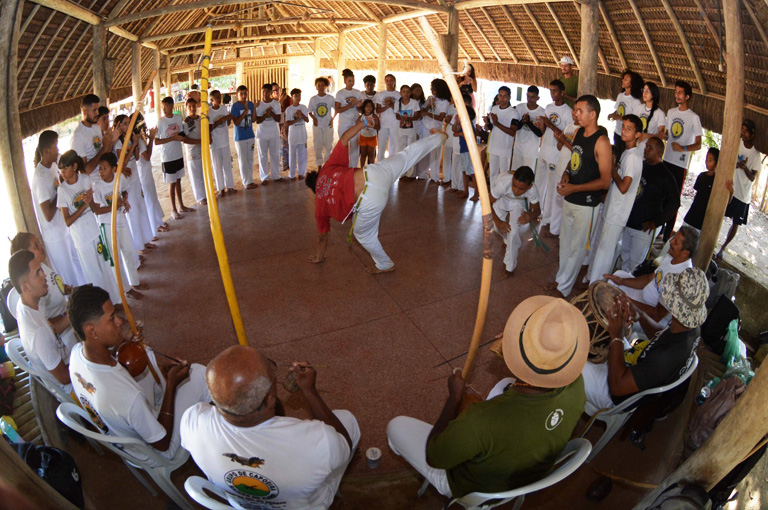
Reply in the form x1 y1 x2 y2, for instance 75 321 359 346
165 33 331 52
21 16 73 99
20 5 41 34
500 5 539 65
171 40 314 57
479 8 518 63
544 3 578 66
522 5 557 64
742 0 768 47
598 0 626 71
455 0 570 10
403 19 432 59
40 23 90 103
659 0 707 94
19 10 57 70
690 0 719 40
106 0 449 27
393 21 425 59
463 10 501 61
625 0 666 87
459 23 485 61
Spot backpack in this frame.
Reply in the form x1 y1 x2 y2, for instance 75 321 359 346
11 441 84 508
701 295 739 356
644 483 711 510
0 278 17 334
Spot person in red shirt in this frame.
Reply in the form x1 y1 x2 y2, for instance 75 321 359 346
306 120 448 273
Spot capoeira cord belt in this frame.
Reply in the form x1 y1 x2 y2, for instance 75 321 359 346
98 223 115 267
526 198 550 253
344 169 370 244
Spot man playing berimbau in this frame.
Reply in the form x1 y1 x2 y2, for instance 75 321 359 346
306 120 448 273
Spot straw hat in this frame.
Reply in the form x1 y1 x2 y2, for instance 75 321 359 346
502 296 590 389
660 268 709 329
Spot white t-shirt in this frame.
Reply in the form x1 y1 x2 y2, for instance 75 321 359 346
285 104 309 144
423 97 449 132
663 107 702 168
92 177 128 226
540 103 573 163
491 170 540 221
17 300 69 372
335 89 361 127
183 115 202 160
180 404 351 510
375 90 401 130
32 162 68 241
513 104 546 160
636 105 666 154
256 100 281 139
40 262 68 318
395 98 419 136
603 146 642 227
613 92 642 134
640 255 693 306
208 105 231 149
733 140 761 203
56 173 100 245
488 104 520 157
157 114 184 162
69 342 168 461
308 93 335 129
71 121 103 164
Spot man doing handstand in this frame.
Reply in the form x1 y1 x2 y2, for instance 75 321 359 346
306 120 447 273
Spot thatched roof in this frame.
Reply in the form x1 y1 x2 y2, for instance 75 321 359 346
16 0 768 151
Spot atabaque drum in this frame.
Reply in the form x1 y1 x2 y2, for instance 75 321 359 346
570 281 626 363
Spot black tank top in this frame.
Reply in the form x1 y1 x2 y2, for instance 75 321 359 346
566 127 604 207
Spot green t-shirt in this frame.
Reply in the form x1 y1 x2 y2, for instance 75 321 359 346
562 74 579 109
426 376 586 497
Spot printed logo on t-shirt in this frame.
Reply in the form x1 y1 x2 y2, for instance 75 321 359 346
570 146 583 175
640 115 648 131
545 409 564 431
617 102 627 117
78 394 109 433
165 122 181 137
223 453 266 469
54 273 65 295
316 103 330 118
636 177 646 198
73 190 88 210
670 119 684 139
92 136 102 151
74 372 96 394
549 113 560 125
224 469 280 502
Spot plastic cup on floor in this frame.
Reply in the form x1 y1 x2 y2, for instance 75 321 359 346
366 447 381 469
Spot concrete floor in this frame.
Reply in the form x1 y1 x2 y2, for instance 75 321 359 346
37 129 700 509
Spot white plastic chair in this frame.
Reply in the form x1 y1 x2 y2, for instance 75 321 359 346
184 476 237 509
580 353 699 462
6 286 19 320
421 438 591 510
56 402 193 510
6 337 74 405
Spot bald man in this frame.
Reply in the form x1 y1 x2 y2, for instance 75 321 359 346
180 346 360 510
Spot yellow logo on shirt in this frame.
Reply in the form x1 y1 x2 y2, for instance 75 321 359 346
92 136 102 151
570 150 582 175
54 273 65 295
617 104 626 116
317 104 329 117
641 116 648 131
225 470 279 500
671 120 684 138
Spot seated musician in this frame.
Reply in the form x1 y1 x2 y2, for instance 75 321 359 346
387 296 588 499
603 225 698 323
180 345 359 509
582 267 708 415
67 285 211 464
9 250 71 389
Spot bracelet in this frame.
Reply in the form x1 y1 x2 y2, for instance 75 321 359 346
363 117 368 127
611 337 624 345
159 411 174 417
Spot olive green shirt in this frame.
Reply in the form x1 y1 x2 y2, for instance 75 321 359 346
562 73 579 109
426 376 586 497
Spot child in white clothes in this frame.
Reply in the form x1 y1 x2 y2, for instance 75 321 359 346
208 90 236 195
308 77 335 168
284 89 309 180
256 83 283 182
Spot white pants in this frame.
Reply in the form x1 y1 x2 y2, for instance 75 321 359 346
537 157 559 223
44 233 85 286
442 143 453 184
609 270 654 306
211 146 235 191
137 159 165 232
489 154 512 186
74 235 122 305
425 144 442 182
103 223 140 287
621 226 659 273
289 143 308 178
582 362 615 416
235 138 255 186
339 121 359 164
124 168 153 250
398 130 418 177
556 201 599 296
494 217 525 273
378 127 396 160
258 135 281 181
512 152 538 174
313 126 334 166
187 158 206 203
450 147 463 190
354 134 445 270
588 221 624 284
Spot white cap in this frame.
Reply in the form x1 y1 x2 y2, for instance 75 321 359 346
559 56 574 65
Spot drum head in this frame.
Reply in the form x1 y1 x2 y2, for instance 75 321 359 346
588 281 625 329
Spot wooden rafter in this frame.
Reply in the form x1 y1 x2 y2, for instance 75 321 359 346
500 5 539 65
20 5 41 34
690 0 719 40
356 3 382 22
402 19 431 59
545 3 579 67
459 23 485 62
21 16 73 99
390 21 422 60
463 10 500 61
20 10 57 70
659 0 707 93
434 13 470 60
480 7 518 63
626 0 667 87
522 5 557 64
455 0 570 9
41 23 89 103
598 0 626 71
742 0 768 47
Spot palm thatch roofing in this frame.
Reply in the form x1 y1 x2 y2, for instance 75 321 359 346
16 0 768 152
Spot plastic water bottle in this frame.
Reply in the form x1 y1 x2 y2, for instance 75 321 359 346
695 377 720 405
0 416 22 443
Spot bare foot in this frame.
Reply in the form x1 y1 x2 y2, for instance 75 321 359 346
216 191 223 198
134 283 149 290
299 175 305 180
144 243 157 250
260 180 269 186
172 211 183 220
126 289 145 299
158 223 170 232
227 188 238 193
503 269 514 279
180 205 195 213
200 198 208 206
365 265 396 275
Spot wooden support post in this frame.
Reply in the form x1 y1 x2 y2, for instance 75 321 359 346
377 23 387 85
446 7 459 70
0 0 40 236
236 61 244 86
693 0 744 271
578 0 599 95
188 70 195 90
313 39 321 78
153 48 162 113
92 25 108 104
336 31 347 88
132 41 142 109
165 53 172 96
